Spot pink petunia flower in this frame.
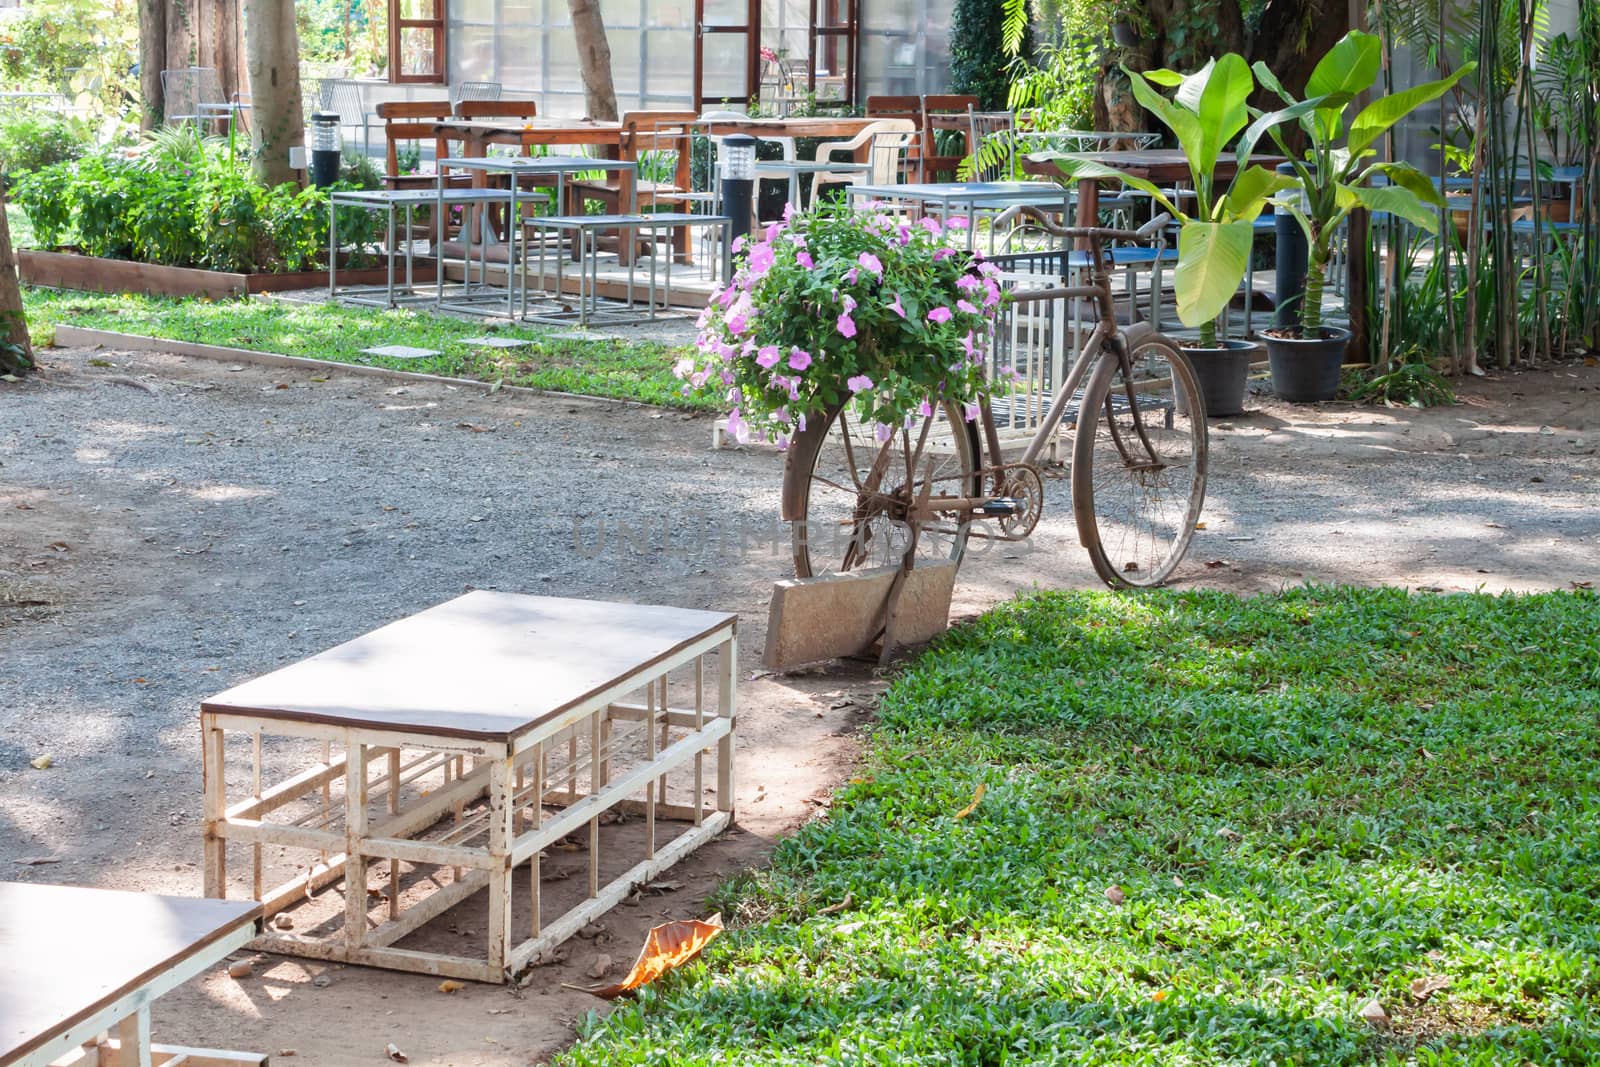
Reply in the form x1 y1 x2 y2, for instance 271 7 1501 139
747 243 776 277
837 313 857 338
764 222 782 241
755 345 782 368
887 293 906 318
847 374 874 393
845 267 859 285
841 294 857 313
874 422 893 443
956 274 981 291
918 399 934 418
796 251 814 269
928 306 953 324
964 402 981 422
947 215 970 230
957 299 979 315
919 216 943 236
673 357 695 378
934 248 956 261
858 252 884 276
788 348 813 371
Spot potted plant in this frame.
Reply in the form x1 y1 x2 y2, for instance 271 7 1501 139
1044 53 1297 416
675 200 1004 448
1249 31 1473 401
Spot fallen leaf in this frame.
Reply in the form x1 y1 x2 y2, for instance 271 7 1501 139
438 980 466 994
1409 975 1450 1002
575 915 723 998
89 358 114 368
1358 999 1390 1030
277 1050 297 1057
1194 521 1207 530
385 1043 408 1062
644 880 684 894
1204 559 1229 568
17 857 60 866
1104 885 1126 905
488 379 504 394
1215 827 1242 842
817 892 853 916
954 782 987 819
29 755 52 770
1571 580 1594 590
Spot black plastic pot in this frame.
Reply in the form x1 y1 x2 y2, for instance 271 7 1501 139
1180 339 1255 417
1264 326 1350 403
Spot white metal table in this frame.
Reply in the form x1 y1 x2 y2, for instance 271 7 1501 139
845 181 1074 248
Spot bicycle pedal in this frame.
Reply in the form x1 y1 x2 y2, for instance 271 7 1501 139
979 498 1024 517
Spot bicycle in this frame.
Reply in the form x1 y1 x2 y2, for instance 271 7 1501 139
779 209 1208 589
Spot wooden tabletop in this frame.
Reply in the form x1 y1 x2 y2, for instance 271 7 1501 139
203 592 738 741
0 883 259 1064
435 118 623 147
700 116 876 140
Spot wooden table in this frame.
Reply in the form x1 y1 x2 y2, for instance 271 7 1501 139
0 883 263 1067
698 116 876 141
201 592 737 984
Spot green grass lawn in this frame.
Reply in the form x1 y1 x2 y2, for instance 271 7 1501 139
565 587 1600 1066
20 287 709 409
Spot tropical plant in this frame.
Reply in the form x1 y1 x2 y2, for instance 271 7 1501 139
0 114 92 183
676 200 1005 447
1043 54 1297 346
1252 30 1474 336
953 0 1033 110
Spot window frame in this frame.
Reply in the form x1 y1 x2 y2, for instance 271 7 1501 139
389 0 448 85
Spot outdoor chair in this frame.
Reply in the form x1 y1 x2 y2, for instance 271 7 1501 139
375 100 463 190
452 99 538 121
320 78 378 158
806 119 918 197
567 111 699 261
450 80 504 112
966 107 1018 182
920 94 981 182
866 95 925 177
161 67 245 133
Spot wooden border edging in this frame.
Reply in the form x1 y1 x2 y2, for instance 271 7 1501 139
18 249 435 300
50 325 662 411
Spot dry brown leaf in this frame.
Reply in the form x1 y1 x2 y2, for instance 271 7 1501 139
29 755 52 770
385 1043 408 1061
817 892 853 916
1104 885 1126 905
577 914 723 999
438 980 466 994
1358 999 1390 1030
1409 975 1450 1002
954 782 987 819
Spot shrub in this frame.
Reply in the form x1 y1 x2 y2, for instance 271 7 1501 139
0 114 90 181
11 133 373 274
952 0 1033 110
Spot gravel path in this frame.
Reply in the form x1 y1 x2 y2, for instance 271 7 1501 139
0 343 1595 1065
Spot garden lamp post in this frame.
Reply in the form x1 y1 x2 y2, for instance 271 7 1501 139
310 112 343 189
720 134 758 276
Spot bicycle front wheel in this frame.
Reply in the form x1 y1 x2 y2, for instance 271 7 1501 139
1071 335 1208 588
786 400 980 579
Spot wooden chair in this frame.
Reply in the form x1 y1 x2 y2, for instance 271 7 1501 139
566 111 698 261
921 94 980 182
375 100 461 190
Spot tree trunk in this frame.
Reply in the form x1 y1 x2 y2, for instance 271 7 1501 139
0 188 33 378
139 0 166 130
246 0 305 187
569 0 619 122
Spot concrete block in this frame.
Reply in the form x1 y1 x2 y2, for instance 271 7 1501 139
763 560 957 670
458 336 534 349
361 344 441 360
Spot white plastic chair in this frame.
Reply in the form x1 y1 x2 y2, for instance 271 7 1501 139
808 119 917 191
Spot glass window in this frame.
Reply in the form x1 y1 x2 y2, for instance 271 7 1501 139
391 0 446 83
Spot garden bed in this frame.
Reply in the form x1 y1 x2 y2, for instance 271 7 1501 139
17 248 433 300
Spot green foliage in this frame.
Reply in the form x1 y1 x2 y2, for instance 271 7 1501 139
1005 37 1098 132
19 288 707 409
11 131 378 274
952 0 1031 110
1345 355 1457 407
557 586 1600 1067
0 0 139 125
1253 31 1473 334
0 114 92 182
1046 55 1296 343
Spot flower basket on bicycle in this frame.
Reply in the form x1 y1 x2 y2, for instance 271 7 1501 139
677 198 1208 602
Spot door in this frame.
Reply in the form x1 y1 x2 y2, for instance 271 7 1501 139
694 0 761 110
807 0 858 106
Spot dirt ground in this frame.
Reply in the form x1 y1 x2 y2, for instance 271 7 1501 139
1 345 1595 1066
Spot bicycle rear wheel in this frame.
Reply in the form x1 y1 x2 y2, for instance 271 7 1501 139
785 401 980 579
1071 335 1208 587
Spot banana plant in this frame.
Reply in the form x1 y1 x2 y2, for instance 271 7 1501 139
1251 30 1476 335
1035 53 1307 346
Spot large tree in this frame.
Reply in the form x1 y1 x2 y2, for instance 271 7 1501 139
569 0 619 121
246 0 306 187
0 189 32 378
